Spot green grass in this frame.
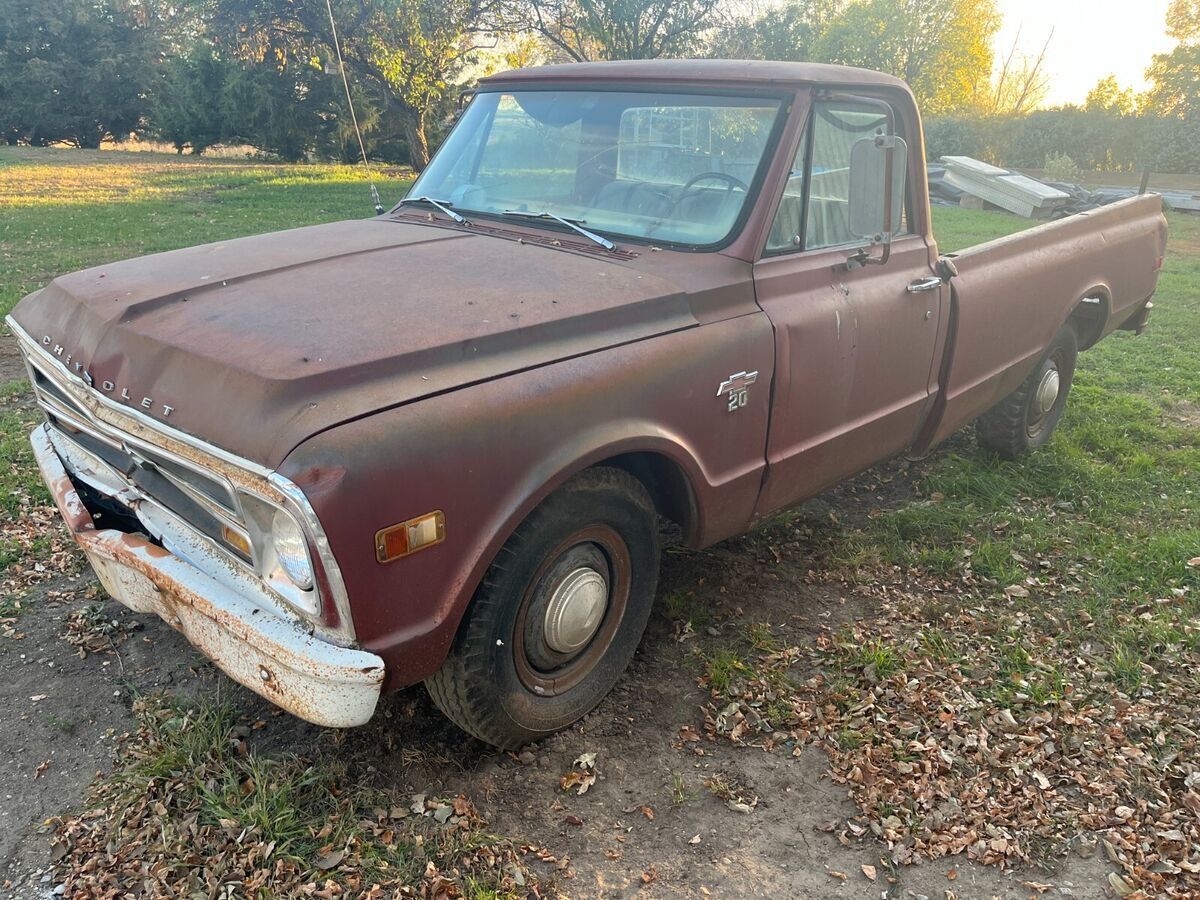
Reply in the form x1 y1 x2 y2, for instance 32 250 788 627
706 647 750 694
0 147 413 320
834 207 1200 657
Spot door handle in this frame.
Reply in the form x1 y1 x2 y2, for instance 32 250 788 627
906 276 943 293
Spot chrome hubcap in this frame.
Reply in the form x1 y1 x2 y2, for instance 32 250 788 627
1035 367 1061 416
543 567 608 654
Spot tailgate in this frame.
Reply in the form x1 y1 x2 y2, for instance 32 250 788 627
921 195 1167 450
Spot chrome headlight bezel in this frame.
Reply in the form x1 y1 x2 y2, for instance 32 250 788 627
237 491 320 615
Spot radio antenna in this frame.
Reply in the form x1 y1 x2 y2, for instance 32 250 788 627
325 0 384 215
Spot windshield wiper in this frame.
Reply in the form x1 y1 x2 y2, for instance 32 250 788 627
501 210 615 251
397 196 468 225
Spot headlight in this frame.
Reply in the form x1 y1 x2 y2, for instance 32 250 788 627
272 508 314 590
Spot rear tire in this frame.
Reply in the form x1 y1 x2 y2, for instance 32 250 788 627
425 467 660 750
977 324 1078 459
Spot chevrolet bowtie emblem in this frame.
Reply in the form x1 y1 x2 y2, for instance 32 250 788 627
717 370 758 412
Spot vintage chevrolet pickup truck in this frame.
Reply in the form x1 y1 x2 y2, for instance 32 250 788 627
9 60 1166 748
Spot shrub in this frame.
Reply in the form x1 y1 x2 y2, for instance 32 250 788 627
1043 152 1081 182
923 109 1200 175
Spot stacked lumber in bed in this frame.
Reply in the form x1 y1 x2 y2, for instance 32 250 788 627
941 155 1071 219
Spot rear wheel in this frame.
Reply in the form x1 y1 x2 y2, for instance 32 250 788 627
977 324 1078 459
426 467 660 749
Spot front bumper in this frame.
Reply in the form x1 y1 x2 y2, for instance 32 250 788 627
31 425 385 728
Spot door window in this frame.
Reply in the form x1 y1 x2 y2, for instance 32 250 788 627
766 100 912 253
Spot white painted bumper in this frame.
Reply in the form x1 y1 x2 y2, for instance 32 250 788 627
31 425 384 727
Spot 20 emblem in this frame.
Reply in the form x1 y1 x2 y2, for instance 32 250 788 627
717 370 758 412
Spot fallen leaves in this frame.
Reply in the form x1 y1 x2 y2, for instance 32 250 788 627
0 501 85 637
64 602 138 657
49 695 542 896
704 565 1200 897
559 751 598 795
558 769 595 795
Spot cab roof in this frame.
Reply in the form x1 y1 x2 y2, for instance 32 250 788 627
481 58 910 92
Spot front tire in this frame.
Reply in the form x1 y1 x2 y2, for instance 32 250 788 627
426 467 660 749
977 324 1078 459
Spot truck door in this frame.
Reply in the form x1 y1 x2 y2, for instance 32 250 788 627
752 97 944 515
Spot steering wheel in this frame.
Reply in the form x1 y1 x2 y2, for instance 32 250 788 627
679 171 749 199
644 172 751 238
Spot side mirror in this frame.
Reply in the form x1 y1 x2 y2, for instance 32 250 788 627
848 135 908 241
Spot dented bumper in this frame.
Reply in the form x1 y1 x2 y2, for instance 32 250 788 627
31 425 385 728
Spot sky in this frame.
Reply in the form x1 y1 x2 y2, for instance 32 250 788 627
996 0 1177 106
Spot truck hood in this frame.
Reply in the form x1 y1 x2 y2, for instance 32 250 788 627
10 219 703 466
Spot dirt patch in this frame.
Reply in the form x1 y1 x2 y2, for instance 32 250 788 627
1165 399 1200 428
0 335 28 386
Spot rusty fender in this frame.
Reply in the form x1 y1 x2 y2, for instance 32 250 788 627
31 425 384 728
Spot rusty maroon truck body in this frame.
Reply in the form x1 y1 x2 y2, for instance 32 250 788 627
9 60 1166 746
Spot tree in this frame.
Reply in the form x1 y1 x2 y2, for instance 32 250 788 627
708 0 845 62
205 0 497 169
1167 0 1200 42
984 29 1051 115
218 55 344 160
0 0 160 147
515 0 723 62
1144 0 1200 118
1085 75 1136 117
812 0 999 115
150 44 231 153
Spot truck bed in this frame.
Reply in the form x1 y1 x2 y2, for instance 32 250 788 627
921 194 1168 450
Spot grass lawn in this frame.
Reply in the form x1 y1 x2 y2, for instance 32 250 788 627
2 147 1198 894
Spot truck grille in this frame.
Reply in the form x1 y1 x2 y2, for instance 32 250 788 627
25 355 253 564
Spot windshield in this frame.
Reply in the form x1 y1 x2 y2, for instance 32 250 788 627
408 89 783 247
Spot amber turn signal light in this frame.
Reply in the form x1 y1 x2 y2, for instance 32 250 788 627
221 524 253 558
376 511 445 563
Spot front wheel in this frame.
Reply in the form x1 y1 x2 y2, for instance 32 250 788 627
977 324 1078 459
426 467 660 749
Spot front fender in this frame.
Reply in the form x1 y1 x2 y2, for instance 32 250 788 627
278 314 775 688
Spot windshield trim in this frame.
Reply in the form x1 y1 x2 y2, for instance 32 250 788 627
403 84 795 254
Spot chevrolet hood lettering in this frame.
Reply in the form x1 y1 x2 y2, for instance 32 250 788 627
10 218 746 467
40 335 174 417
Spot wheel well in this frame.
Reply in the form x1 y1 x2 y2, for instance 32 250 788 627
1068 291 1109 350
598 452 698 543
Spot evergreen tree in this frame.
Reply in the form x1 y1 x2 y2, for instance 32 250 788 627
0 0 160 147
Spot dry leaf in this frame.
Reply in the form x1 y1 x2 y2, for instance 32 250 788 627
861 864 877 882
559 770 596 795
313 848 344 870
